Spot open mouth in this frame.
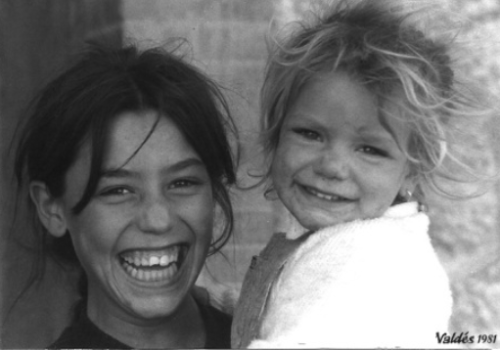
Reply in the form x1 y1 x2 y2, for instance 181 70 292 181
302 185 351 202
119 244 188 282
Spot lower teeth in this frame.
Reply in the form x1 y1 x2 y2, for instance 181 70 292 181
123 262 178 282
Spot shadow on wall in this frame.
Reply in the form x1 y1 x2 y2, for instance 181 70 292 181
0 0 122 348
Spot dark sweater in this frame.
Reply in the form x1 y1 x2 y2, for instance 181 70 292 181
49 299 232 349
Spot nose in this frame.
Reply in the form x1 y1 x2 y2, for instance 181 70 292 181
313 146 349 180
137 194 173 234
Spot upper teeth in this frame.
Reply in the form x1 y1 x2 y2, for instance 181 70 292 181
307 187 344 201
121 246 180 267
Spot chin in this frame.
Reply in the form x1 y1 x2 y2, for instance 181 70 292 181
297 212 346 232
130 298 183 320
296 217 325 232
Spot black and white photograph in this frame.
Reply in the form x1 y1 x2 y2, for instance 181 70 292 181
1 0 499 348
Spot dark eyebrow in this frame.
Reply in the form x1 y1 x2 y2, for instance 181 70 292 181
99 157 205 179
99 168 138 180
167 158 205 173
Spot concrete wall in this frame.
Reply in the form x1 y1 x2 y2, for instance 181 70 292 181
442 0 500 338
0 1 122 347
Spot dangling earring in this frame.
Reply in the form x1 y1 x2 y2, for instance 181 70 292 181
404 189 413 202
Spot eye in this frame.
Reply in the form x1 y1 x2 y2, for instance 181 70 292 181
99 186 133 197
168 178 205 192
358 145 388 157
293 128 321 141
96 186 135 204
170 179 195 188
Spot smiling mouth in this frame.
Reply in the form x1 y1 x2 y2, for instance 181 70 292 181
302 185 351 202
119 245 188 283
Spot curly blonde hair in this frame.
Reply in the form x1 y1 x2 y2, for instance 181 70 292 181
261 0 491 202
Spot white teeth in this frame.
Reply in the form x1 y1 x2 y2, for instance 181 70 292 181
307 187 344 201
315 191 335 201
121 246 181 268
123 261 179 282
160 256 168 266
119 246 184 282
131 268 138 278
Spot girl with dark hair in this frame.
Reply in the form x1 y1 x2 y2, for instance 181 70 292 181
13 42 237 348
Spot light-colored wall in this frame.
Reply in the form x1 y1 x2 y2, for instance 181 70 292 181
441 0 500 337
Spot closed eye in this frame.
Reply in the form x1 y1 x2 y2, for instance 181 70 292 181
292 128 321 141
358 145 388 157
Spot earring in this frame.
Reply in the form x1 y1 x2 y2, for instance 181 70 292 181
404 189 413 202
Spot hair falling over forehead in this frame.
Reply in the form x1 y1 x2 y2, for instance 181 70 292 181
13 41 239 274
260 0 494 202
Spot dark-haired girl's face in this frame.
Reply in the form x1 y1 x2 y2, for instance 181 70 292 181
51 111 213 325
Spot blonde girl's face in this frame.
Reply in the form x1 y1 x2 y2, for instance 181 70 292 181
271 71 411 231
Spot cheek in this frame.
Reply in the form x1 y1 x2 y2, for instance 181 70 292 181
271 157 290 197
368 166 408 207
271 142 296 180
182 194 214 245
66 209 119 262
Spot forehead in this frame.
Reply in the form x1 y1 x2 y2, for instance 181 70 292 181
71 110 199 175
289 71 410 144
288 71 376 123
104 110 198 169
60 110 205 208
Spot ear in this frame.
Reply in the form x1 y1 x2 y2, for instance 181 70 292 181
29 181 68 237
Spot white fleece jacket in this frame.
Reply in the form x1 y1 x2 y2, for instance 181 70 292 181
249 203 452 348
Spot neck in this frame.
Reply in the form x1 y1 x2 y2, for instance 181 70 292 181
87 293 205 348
